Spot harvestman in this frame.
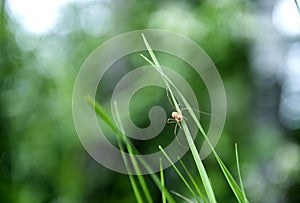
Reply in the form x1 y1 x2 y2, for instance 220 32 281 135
166 89 211 147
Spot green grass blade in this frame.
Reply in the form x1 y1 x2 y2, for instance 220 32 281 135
141 33 161 68
94 99 144 203
137 156 176 203
171 191 194 203
141 34 251 203
87 97 177 203
134 165 153 203
177 91 248 202
159 146 202 203
142 35 217 203
178 158 207 203
114 101 153 203
215 153 244 202
140 53 249 202
113 102 147 203
181 121 217 203
177 93 248 202
86 96 119 134
175 92 248 202
117 136 143 203
235 144 249 203
140 54 155 67
127 175 143 203
160 158 166 203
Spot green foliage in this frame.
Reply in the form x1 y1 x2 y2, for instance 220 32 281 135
2 0 299 202
86 36 250 203
141 35 249 202
87 96 176 203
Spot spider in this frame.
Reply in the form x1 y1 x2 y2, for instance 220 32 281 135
165 90 211 148
168 111 183 124
167 110 187 147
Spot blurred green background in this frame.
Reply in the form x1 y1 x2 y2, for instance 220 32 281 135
1 0 300 202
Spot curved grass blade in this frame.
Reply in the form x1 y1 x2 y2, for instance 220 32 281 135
86 96 176 203
171 191 195 203
177 158 207 203
114 101 153 203
115 122 143 203
142 34 217 203
235 144 248 202
141 34 250 203
159 146 202 203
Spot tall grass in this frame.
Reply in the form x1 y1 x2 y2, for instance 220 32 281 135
86 96 176 203
141 34 249 203
86 34 250 202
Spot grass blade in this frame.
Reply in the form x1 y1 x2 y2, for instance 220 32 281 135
160 158 166 203
142 34 217 203
141 34 161 68
86 96 176 203
159 146 202 203
178 158 207 203
116 129 143 203
134 154 176 203
141 34 251 203
171 191 195 203
114 101 153 203
93 97 144 203
235 144 248 203
86 96 119 134
177 92 248 202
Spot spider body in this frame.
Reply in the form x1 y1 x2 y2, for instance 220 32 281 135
167 111 187 148
171 111 183 123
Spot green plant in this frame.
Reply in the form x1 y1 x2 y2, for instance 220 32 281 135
86 34 250 202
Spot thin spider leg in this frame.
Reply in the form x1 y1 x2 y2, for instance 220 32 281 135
174 123 178 135
166 88 180 109
167 118 177 124
173 123 188 148
166 88 177 110
181 107 212 116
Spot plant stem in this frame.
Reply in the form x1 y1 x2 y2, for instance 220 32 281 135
142 33 217 203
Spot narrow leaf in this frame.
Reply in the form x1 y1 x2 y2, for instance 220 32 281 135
160 158 166 203
178 158 207 203
159 146 202 203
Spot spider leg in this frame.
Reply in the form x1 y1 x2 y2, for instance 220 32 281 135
167 118 177 124
180 108 210 123
174 123 178 135
166 88 182 111
181 107 212 116
166 88 176 110
174 123 188 149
